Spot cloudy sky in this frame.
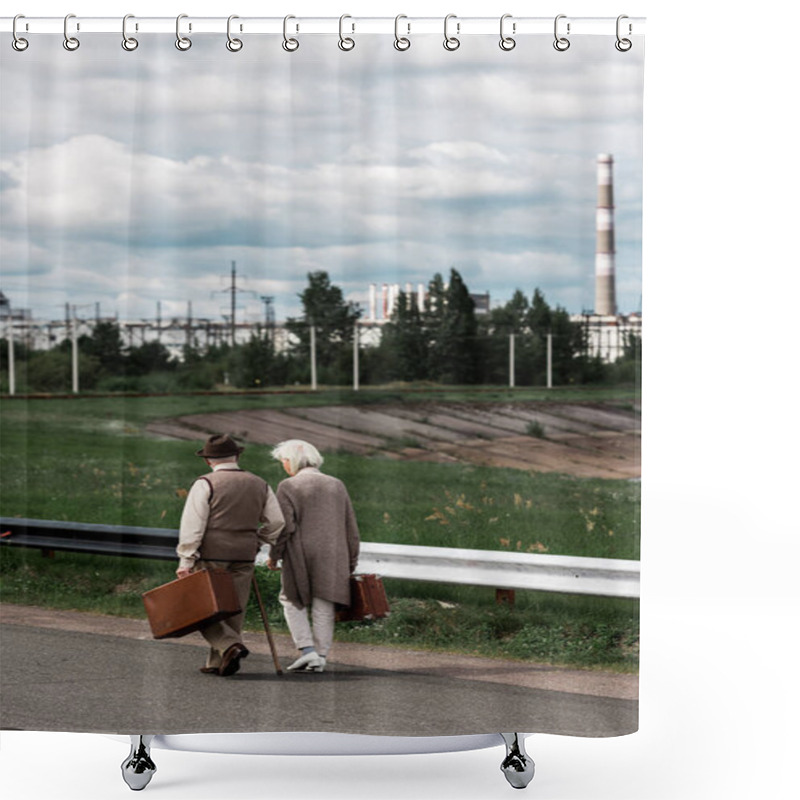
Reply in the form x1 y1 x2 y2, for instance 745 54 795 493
0 32 643 325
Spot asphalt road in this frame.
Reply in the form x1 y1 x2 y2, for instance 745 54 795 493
0 617 637 738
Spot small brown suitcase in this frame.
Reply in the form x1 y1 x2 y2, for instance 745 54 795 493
336 574 390 622
142 568 242 639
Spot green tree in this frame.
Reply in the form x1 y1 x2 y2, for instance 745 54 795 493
230 330 288 388
24 348 102 392
426 269 479 384
478 290 532 384
125 340 175 376
286 271 361 384
379 291 429 382
526 288 552 334
79 321 125 376
488 289 529 335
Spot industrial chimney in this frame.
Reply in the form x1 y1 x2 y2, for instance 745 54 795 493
595 154 617 316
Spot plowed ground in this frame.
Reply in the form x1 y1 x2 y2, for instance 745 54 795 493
146 401 640 479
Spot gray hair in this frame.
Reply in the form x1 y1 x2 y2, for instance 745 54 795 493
271 439 324 475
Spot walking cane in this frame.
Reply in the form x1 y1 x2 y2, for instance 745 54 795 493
251 575 283 675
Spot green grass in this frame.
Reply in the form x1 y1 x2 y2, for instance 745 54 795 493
0 548 638 671
0 393 639 559
0 389 640 669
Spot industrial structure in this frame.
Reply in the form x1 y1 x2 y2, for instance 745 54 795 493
595 154 617 316
568 153 641 362
2 154 640 368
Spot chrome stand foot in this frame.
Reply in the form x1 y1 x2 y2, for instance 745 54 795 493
500 733 535 790
121 735 157 791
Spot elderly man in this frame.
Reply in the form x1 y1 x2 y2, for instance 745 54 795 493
177 433 284 677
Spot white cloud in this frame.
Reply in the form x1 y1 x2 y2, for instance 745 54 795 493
0 33 643 322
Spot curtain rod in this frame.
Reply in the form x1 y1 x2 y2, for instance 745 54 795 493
2 16 645 37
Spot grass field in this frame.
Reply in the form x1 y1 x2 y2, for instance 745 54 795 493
0 387 640 670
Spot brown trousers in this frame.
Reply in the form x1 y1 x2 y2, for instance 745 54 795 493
195 559 254 668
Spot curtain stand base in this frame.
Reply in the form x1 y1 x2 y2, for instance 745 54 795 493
121 732 534 790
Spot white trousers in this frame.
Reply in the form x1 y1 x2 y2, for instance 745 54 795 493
279 592 335 657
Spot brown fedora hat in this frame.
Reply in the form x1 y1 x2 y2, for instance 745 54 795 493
195 433 244 458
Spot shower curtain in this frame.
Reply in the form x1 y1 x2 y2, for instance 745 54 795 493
0 19 643 741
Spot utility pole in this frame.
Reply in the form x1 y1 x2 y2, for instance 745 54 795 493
215 261 256 348
309 324 317 391
71 305 79 394
6 316 15 396
230 261 236 346
353 322 359 391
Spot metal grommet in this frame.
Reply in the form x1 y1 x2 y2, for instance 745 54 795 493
443 14 460 51
282 15 299 52
615 15 632 51
226 15 243 52
63 13 80 51
122 14 138 51
338 14 355 51
394 14 411 51
12 14 29 51
553 14 570 52
499 14 516 51
175 13 192 51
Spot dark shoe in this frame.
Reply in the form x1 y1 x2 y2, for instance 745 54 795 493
199 666 219 675
219 643 249 677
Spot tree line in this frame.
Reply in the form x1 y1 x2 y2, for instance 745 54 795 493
1 269 640 394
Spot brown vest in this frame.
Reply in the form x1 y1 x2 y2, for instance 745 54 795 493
197 469 269 562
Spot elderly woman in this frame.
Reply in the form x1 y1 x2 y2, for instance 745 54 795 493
267 439 360 672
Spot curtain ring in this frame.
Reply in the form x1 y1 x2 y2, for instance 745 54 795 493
338 14 355 51
283 15 299 51
615 15 632 51
499 14 516 51
443 14 460 51
553 14 570 51
63 13 80 51
12 15 29 51
122 14 138 51
175 14 192 50
394 15 411 51
226 15 243 51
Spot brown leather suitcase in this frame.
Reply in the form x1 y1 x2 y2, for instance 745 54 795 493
336 574 390 622
142 568 242 639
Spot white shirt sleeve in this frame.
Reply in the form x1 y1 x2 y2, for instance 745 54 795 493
176 478 211 569
258 486 285 547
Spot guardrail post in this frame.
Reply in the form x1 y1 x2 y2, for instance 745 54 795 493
495 588 516 607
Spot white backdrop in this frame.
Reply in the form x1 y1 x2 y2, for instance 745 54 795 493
2 1 798 799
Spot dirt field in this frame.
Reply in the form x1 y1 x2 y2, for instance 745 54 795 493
146 401 640 480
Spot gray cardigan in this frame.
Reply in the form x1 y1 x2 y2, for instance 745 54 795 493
272 468 360 608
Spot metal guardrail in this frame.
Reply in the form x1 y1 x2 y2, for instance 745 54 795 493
353 542 640 599
0 517 640 599
0 517 178 560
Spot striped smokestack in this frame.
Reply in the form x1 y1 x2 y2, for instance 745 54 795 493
595 154 617 316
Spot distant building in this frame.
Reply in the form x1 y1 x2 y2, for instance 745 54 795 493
470 292 491 315
571 311 641 363
0 292 32 321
